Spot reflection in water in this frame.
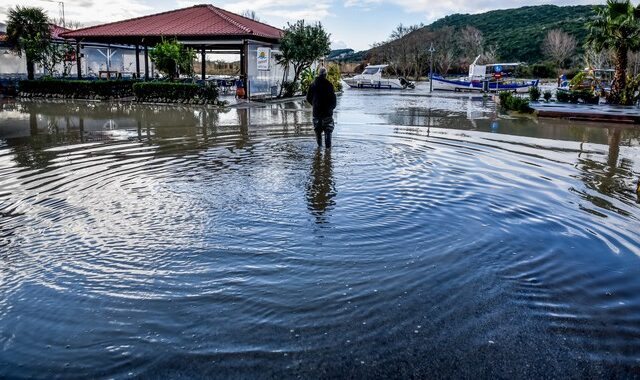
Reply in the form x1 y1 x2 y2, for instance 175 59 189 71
306 149 336 223
1 92 640 378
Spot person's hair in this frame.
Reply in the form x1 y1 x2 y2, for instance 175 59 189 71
318 67 328 77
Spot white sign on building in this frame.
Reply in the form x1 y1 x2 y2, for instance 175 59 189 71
257 47 270 71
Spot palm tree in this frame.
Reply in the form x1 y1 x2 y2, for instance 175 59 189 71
6 6 51 80
587 0 640 104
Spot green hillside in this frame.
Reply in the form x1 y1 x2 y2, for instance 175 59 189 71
334 5 599 65
429 5 597 63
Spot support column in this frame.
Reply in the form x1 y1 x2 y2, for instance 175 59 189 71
76 42 82 79
135 45 140 79
241 40 248 99
201 48 206 82
144 45 149 80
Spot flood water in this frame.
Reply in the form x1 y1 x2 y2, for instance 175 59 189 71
1 86 640 378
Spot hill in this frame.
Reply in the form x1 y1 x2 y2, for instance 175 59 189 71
337 5 599 66
429 5 596 63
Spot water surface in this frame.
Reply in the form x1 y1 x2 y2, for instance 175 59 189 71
1 88 640 378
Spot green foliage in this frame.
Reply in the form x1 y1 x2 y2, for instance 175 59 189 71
499 91 533 113
149 39 195 80
327 64 343 92
528 86 541 101
41 42 76 78
587 0 640 104
18 79 137 99
281 81 300 98
277 20 331 93
381 5 596 64
543 90 553 102
619 74 640 105
556 88 600 104
6 6 51 80
300 68 316 95
132 82 219 103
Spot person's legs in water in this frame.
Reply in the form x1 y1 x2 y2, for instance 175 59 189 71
323 117 335 149
313 118 323 147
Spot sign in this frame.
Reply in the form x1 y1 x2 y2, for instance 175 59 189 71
494 65 503 73
257 47 270 71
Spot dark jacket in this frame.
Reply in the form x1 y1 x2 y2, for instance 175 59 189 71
306 76 337 118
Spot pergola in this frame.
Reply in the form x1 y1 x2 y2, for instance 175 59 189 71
61 4 283 90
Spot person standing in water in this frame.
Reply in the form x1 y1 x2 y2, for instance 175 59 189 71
306 67 337 148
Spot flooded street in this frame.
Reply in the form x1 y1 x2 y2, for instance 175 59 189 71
1 86 640 378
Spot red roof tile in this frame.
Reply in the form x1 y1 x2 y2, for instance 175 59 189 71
61 4 282 41
50 24 71 40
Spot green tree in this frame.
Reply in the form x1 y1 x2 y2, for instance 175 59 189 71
276 20 331 95
6 6 51 80
587 0 640 104
149 39 195 80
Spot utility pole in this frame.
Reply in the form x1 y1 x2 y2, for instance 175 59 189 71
428 43 436 92
39 0 65 28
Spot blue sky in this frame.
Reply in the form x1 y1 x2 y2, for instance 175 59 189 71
1 0 605 51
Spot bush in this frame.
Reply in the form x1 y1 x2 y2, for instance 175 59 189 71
528 86 541 101
531 63 557 79
556 88 599 104
300 68 315 95
281 81 299 97
19 79 137 99
132 82 218 103
327 63 343 92
543 90 553 102
556 89 571 103
499 91 532 113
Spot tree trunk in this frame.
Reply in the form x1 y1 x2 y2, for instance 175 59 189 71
27 59 35 80
609 46 628 104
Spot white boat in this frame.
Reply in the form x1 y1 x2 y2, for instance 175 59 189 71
432 56 538 93
344 64 415 90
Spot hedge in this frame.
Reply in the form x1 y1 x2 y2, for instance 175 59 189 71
556 89 599 104
19 79 137 99
498 91 533 113
132 82 219 104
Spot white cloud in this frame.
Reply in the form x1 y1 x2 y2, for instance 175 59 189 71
1 0 153 27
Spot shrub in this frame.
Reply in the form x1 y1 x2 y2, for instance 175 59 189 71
132 82 218 103
528 86 541 101
281 81 299 97
556 89 571 103
543 90 553 102
327 63 343 92
499 91 532 113
556 88 599 104
18 79 137 99
531 63 557 79
300 68 315 95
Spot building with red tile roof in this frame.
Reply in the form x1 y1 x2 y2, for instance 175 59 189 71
59 4 286 92
61 4 282 44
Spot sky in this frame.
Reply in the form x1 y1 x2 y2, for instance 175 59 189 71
0 0 606 51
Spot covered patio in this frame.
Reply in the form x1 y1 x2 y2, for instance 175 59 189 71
61 4 286 97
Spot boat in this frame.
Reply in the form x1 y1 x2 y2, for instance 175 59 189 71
343 64 415 90
432 56 538 93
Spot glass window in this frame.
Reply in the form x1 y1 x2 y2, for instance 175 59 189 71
363 67 379 75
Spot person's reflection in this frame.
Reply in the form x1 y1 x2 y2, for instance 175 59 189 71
306 149 336 223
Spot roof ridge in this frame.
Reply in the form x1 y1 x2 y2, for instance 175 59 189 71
61 4 207 37
206 5 252 34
